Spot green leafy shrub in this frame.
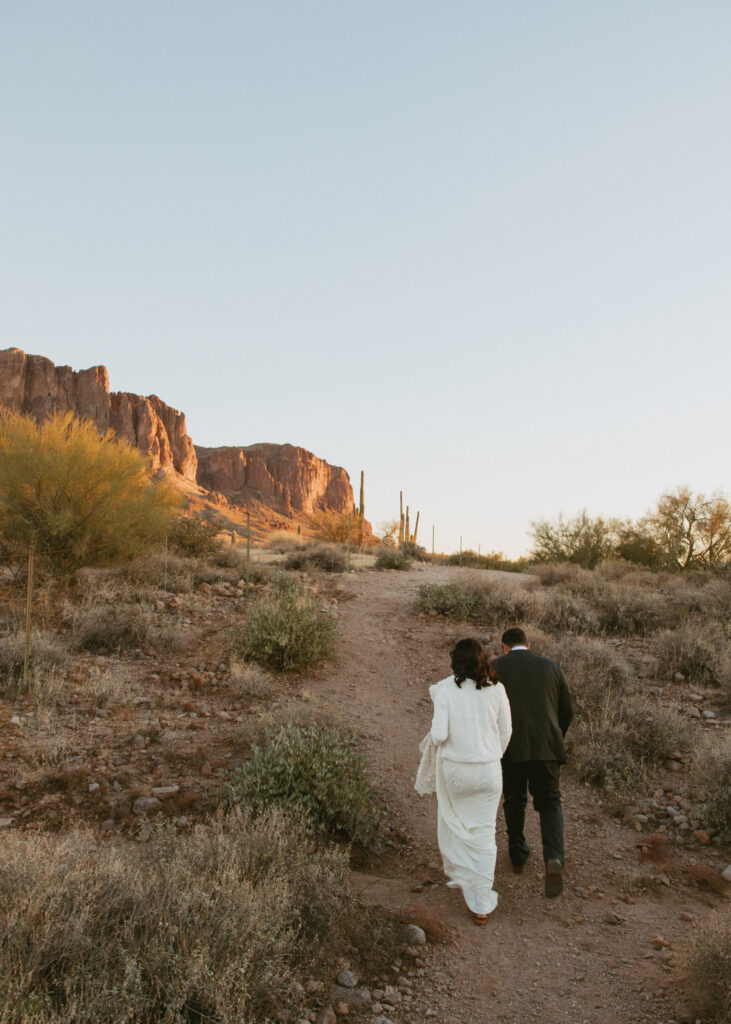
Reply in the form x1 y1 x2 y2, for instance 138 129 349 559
680 913 731 1024
375 548 412 570
0 410 179 578
168 514 221 558
0 808 363 1024
228 722 381 847
235 576 337 671
284 543 346 573
416 583 481 619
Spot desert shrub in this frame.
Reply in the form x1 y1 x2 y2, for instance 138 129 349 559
375 548 412 570
570 719 645 800
84 664 131 706
284 543 346 573
0 630 69 700
680 913 731 1023
594 582 667 635
620 695 690 766
445 549 530 573
0 808 361 1024
228 659 275 700
541 635 634 713
76 603 183 653
235 576 337 671
655 618 731 694
691 737 731 842
477 578 540 625
402 541 429 562
416 583 481 619
0 410 179 578
534 589 598 634
168 514 221 558
266 529 306 553
228 722 381 847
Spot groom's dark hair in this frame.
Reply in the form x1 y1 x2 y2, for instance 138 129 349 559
502 627 528 648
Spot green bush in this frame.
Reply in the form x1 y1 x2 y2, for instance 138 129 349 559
235 576 337 671
284 543 346 573
375 548 412 570
168 514 221 558
0 410 179 578
229 722 381 847
0 809 360 1024
416 583 481 619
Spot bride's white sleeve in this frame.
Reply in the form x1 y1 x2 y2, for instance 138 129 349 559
496 683 512 754
430 687 449 745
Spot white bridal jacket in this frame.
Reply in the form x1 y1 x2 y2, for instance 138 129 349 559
429 676 512 762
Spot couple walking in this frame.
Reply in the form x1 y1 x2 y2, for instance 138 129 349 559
416 627 573 924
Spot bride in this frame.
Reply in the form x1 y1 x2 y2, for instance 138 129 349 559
429 638 512 923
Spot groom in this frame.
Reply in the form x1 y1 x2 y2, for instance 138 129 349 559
490 627 574 897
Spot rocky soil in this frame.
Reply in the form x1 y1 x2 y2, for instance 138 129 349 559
0 561 729 1024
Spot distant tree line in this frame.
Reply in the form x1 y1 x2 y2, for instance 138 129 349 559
530 487 731 570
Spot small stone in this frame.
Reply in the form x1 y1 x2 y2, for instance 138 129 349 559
331 986 371 1008
100 819 114 831
382 986 401 1006
306 980 324 995
201 761 213 777
315 1009 337 1024
335 1004 349 1016
679 912 695 922
9 716 21 726
665 760 683 772
337 971 357 989
151 785 180 800
721 865 731 883
132 796 163 815
131 734 145 749
198 582 212 594
155 600 165 611
88 782 100 794
168 595 180 608
653 936 671 949
686 707 702 719
693 830 711 845
371 1004 383 1014
0 818 14 828
406 924 427 945
673 672 686 682
701 709 716 720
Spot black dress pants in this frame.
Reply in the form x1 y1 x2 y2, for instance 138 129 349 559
501 758 565 866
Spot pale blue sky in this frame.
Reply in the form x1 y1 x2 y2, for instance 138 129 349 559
1 2 729 556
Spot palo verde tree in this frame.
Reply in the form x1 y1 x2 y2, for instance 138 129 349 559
0 410 181 578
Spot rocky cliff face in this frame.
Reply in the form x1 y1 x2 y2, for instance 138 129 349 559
195 443 354 516
0 348 197 480
0 347 358 526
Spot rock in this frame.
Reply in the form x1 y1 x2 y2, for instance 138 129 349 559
335 1003 350 1016
330 986 371 1008
693 830 711 845
201 761 213 777
372 1018 396 1024
679 911 696 922
168 596 180 608
101 818 114 831
306 980 324 995
155 600 165 611
337 971 357 989
701 709 716 720
9 716 21 726
687 707 702 719
315 1008 337 1024
673 672 686 682
0 818 14 828
198 582 212 595
406 924 427 945
132 796 163 815
721 865 731 883
653 936 671 949
665 760 683 772
88 782 100 794
131 734 146 749
151 786 180 800
382 986 401 1006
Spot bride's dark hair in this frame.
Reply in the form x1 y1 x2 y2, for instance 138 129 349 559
451 638 492 689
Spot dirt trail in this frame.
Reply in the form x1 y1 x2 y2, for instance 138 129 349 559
311 564 726 1024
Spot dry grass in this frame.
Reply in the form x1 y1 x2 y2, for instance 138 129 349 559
228 658 276 700
284 542 347 573
0 808 365 1024
0 630 69 701
690 736 731 842
84 664 132 706
655 618 731 697
75 603 184 654
680 913 731 1023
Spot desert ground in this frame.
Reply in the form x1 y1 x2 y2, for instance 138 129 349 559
1 554 729 1024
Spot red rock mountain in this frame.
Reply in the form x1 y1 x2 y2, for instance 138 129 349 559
0 347 359 528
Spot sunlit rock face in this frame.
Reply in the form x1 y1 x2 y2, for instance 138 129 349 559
0 347 197 481
194 442 354 516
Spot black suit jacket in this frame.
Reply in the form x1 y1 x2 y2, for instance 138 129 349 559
491 650 574 764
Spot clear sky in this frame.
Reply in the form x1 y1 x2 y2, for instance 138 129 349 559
1 2 729 556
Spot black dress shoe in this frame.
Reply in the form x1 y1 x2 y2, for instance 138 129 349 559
545 858 563 897
511 861 525 874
